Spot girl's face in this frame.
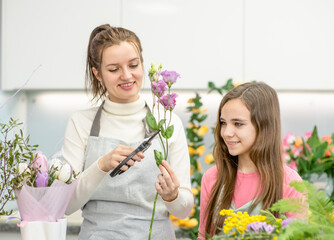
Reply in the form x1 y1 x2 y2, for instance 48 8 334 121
220 98 257 162
93 41 143 103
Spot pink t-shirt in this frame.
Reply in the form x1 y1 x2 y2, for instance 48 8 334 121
197 165 303 239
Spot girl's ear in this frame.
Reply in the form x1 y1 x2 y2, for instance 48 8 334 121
92 67 103 84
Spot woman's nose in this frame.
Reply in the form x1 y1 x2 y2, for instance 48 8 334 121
121 68 132 80
222 125 234 137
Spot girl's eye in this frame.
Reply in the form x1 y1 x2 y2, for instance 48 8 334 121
235 122 243 127
220 120 226 125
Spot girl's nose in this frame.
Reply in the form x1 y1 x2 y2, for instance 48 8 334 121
222 124 234 138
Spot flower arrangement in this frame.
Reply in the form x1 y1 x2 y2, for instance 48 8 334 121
283 126 334 200
210 180 334 240
14 150 78 221
145 63 180 240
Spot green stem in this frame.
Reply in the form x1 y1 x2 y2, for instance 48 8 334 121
148 192 159 240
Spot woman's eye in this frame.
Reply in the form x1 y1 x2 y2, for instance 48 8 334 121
220 120 226 125
130 64 138 69
109 68 118 72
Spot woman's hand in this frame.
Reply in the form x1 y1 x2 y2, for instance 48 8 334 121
98 145 144 172
155 160 180 202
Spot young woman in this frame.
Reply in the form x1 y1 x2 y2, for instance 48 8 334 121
198 82 303 239
62 24 193 239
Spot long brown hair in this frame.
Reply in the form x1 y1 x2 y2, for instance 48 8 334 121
85 24 143 101
205 82 284 235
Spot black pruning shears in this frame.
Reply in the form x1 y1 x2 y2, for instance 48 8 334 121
109 130 160 177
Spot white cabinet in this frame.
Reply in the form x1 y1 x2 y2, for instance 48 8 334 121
1 0 121 90
1 0 334 90
244 0 334 90
122 0 243 89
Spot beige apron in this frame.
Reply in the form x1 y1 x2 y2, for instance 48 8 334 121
78 102 175 240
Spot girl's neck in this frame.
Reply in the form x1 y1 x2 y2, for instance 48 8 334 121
237 155 257 174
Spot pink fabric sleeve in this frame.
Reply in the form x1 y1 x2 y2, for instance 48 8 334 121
198 166 218 240
282 165 305 218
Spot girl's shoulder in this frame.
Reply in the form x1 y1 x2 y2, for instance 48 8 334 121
202 165 218 184
283 164 303 184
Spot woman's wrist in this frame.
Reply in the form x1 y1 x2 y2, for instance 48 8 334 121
97 156 109 172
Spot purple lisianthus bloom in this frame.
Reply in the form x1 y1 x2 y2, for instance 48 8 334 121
281 218 293 228
262 222 275 234
35 171 49 187
151 80 167 97
161 70 180 87
247 222 262 233
158 93 178 110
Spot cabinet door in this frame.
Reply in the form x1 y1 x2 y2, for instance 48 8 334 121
1 0 121 90
245 0 334 90
122 0 243 89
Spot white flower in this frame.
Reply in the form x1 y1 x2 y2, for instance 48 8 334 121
18 162 30 175
49 158 63 177
58 163 73 183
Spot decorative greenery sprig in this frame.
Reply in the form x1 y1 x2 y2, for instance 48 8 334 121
145 63 180 240
0 118 38 216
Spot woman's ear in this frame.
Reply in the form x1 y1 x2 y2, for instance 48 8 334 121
92 67 103 84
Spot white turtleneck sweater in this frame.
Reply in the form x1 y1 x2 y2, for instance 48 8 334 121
62 96 193 219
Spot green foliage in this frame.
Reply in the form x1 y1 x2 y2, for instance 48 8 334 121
208 79 234 95
0 118 38 216
270 181 334 240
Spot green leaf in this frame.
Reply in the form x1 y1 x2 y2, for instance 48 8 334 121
158 119 166 130
154 150 163 167
145 113 158 131
165 125 174 139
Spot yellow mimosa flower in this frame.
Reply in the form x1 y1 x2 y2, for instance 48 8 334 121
234 82 242 87
190 207 195 217
196 145 206 156
197 125 209 137
200 109 207 114
187 98 194 103
190 167 194 175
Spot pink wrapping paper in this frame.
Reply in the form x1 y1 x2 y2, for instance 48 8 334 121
15 179 77 226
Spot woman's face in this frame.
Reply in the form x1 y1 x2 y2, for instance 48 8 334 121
94 41 143 103
220 98 257 162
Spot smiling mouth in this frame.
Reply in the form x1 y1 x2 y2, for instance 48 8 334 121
119 82 135 87
226 141 240 145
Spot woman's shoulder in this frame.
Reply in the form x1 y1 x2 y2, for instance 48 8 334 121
68 106 100 128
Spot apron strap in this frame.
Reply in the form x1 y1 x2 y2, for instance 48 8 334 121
89 100 154 137
89 101 105 137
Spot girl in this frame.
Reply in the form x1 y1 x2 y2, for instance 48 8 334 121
62 24 193 239
198 82 303 238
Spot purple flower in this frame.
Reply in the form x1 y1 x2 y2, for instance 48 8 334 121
158 93 178 110
263 222 275 234
151 80 167 97
161 70 180 87
35 171 49 187
247 222 275 234
281 218 293 228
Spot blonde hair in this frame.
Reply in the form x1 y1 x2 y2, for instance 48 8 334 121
205 82 284 235
85 24 143 101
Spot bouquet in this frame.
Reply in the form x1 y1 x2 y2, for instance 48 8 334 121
13 151 78 240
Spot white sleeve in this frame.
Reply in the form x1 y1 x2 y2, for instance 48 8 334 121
62 113 107 215
163 114 194 219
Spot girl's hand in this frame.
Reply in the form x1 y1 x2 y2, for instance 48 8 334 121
98 145 144 172
155 160 180 202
